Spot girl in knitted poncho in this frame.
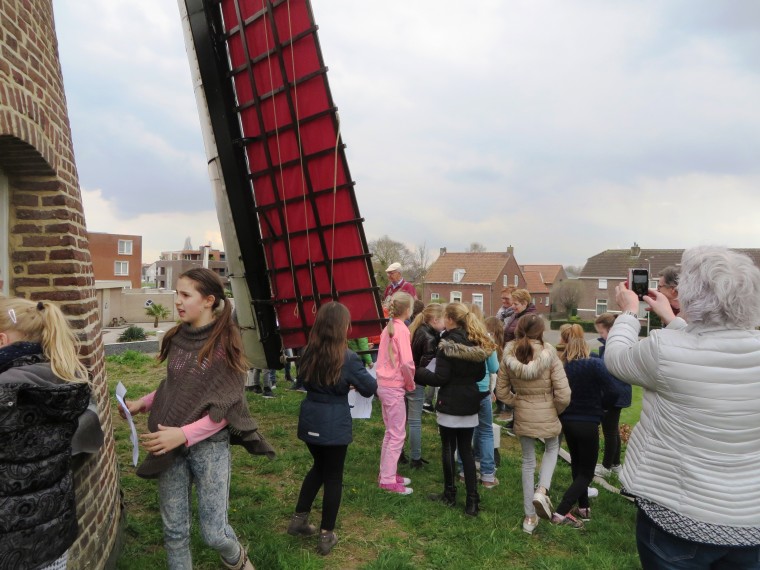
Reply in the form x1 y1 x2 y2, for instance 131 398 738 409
121 268 273 570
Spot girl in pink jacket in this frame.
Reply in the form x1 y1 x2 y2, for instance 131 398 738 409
376 291 416 494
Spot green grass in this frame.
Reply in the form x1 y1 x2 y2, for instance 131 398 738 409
109 359 643 569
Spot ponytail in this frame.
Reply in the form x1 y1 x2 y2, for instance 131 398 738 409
0 297 88 382
512 314 545 365
384 291 414 366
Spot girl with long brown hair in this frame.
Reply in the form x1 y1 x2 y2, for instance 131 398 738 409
496 313 570 534
121 268 273 570
288 302 376 555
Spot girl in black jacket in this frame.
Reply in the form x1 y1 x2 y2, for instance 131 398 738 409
415 303 494 516
288 302 376 556
406 303 445 468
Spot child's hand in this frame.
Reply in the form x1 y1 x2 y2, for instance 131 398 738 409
140 424 187 455
119 398 144 419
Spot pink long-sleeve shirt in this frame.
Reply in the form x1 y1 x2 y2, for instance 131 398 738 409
375 319 416 391
140 391 228 447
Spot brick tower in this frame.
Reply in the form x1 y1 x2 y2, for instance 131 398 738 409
0 1 121 567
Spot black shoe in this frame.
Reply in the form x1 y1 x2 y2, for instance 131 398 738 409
422 403 434 413
410 458 429 469
465 494 480 517
263 388 275 399
398 451 409 466
251 385 263 394
428 492 456 507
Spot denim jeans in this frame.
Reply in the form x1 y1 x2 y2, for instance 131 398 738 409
405 384 424 461
250 368 275 388
158 431 241 570
519 436 559 517
637 510 760 569
457 393 496 480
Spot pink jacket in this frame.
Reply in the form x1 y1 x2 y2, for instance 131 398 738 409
375 319 416 391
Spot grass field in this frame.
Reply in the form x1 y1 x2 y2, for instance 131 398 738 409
108 352 644 570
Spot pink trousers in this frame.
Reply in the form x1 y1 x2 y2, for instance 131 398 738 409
377 385 407 485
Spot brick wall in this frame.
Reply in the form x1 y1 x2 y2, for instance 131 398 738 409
0 1 122 568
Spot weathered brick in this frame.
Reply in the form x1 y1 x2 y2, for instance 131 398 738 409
12 276 50 288
27 261 80 274
21 234 76 247
11 249 46 262
53 275 90 287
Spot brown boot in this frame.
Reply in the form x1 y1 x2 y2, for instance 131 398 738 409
317 531 338 555
287 512 317 537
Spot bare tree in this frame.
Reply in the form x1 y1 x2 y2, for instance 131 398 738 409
564 265 584 279
406 241 431 286
467 242 487 252
369 235 413 291
552 280 584 316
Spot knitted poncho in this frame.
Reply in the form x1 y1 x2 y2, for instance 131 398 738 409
136 322 275 478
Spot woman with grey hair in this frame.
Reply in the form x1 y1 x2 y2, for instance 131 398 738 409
605 245 760 568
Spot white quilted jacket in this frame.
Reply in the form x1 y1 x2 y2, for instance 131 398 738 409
605 314 760 527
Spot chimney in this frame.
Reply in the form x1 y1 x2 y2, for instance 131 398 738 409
507 245 514 255
440 247 447 256
630 242 641 257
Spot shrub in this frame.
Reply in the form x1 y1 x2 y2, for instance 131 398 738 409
118 326 147 342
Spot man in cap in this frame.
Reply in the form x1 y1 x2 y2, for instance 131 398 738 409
383 262 418 303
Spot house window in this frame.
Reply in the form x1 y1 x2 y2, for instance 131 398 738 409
118 240 133 255
503 275 508 287
472 293 483 310
545 296 550 306
115 261 129 276
650 279 658 290
514 275 518 287
431 293 439 301
0 169 8 295
598 279 607 289
453 268 466 283
450 291 462 303
595 299 607 316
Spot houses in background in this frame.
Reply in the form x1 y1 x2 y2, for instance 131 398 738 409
577 243 760 320
88 232 143 289
421 246 565 316
155 244 228 290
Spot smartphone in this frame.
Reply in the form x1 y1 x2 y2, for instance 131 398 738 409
628 269 649 300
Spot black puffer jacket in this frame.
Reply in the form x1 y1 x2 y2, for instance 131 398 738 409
414 328 488 416
0 348 96 570
411 323 440 369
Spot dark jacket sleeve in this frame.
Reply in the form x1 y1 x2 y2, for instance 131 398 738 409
346 351 377 397
412 328 438 369
596 360 622 409
414 354 453 387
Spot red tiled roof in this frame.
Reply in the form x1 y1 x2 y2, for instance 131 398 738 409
521 264 564 285
424 252 512 284
523 271 550 294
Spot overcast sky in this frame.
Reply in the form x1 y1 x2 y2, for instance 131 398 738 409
53 0 760 267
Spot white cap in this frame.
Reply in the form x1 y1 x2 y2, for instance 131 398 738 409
386 262 402 272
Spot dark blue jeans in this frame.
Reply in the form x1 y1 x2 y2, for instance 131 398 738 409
637 510 760 569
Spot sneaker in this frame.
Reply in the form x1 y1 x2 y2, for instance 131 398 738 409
594 464 611 478
458 472 481 483
611 464 622 475
251 385 263 395
395 475 412 485
522 515 539 534
262 388 275 399
422 403 435 413
587 487 599 498
379 482 413 495
551 512 584 529
570 507 591 522
481 477 500 489
410 458 429 469
532 490 553 520
287 512 317 536
317 531 338 555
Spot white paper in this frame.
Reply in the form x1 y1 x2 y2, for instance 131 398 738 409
426 358 436 373
115 382 140 466
348 390 373 419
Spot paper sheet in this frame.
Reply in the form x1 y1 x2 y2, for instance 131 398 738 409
348 389 373 419
115 382 140 466
426 358 436 373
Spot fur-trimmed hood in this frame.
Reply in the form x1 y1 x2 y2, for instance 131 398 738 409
504 341 557 381
438 337 489 363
